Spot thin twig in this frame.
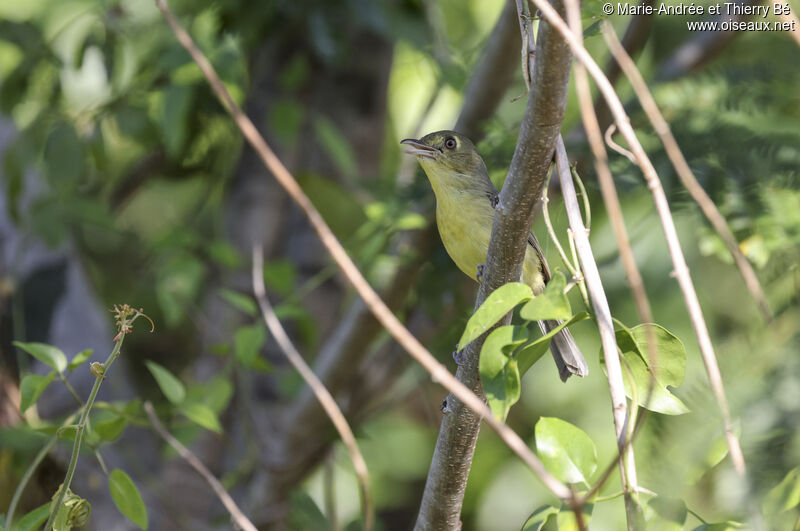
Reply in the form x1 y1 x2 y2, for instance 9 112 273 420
555 136 639 528
156 0 575 505
251 246 374 531
144 402 257 531
604 124 636 164
525 0 751 490
602 23 772 322
563 2 647 527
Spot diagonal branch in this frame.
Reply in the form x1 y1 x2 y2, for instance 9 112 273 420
144 402 258 531
602 24 772 322
416 0 576 527
524 0 752 502
251 246 373 531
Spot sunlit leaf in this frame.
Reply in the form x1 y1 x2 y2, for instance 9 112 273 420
14 341 67 373
19 372 55 413
144 361 185 405
68 349 93 372
763 466 800 514
458 282 532 349
611 324 689 415
179 402 223 433
479 325 528 421
519 270 571 321
535 417 597 484
14 502 50 531
109 469 148 530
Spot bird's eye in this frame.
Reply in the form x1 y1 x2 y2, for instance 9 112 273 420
444 137 457 150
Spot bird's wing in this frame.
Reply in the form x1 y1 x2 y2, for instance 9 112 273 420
528 232 551 283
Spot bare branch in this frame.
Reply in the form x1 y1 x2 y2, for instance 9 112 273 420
526 0 752 496
155 0 572 518
603 24 772 321
416 0 576 526
251 247 373 531
145 402 258 531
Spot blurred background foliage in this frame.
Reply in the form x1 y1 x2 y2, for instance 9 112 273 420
0 0 798 529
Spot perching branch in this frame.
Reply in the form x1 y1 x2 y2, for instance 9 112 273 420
144 402 258 531
525 0 751 495
260 1 522 520
156 0 573 518
416 0 576 527
602 23 772 322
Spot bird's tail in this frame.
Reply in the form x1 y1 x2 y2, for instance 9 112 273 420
538 320 589 382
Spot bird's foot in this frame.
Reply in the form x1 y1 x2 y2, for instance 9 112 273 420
452 348 465 366
490 194 500 209
476 263 485 282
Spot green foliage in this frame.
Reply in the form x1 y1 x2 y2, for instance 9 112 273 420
535 417 597 485
13 341 67 373
519 271 572 321
611 324 689 415
19 372 55 413
145 361 186 405
458 282 532 349
14 503 50 531
109 469 148 530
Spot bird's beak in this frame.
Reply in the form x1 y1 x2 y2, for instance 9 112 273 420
400 138 439 160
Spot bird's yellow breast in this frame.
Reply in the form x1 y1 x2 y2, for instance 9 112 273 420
433 188 545 292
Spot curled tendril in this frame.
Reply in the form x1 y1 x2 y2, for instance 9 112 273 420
109 304 155 341
51 486 91 529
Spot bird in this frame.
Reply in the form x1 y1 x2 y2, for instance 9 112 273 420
401 130 588 381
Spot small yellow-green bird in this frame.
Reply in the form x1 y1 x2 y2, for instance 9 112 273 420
402 130 588 381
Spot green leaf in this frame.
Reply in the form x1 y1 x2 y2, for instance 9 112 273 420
263 260 297 297
612 324 689 415
179 402 223 433
13 341 68 373
144 361 185 405
109 469 148 530
160 85 194 159
517 312 590 375
68 349 93 372
646 496 687 531
557 503 593 531
763 466 800 514
93 415 127 441
19 372 55 413
314 116 357 177
234 324 267 367
535 417 597 484
519 270 572 321
14 502 50 531
479 325 528 421
521 505 559 531
218 288 257 316
458 282 532 349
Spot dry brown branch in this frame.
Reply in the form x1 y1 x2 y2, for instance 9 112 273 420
144 402 258 531
251 247 373 531
604 124 636 164
525 0 750 487
156 0 572 509
602 24 773 322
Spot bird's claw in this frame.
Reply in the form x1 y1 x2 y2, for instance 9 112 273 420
452 349 465 366
476 264 485 282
